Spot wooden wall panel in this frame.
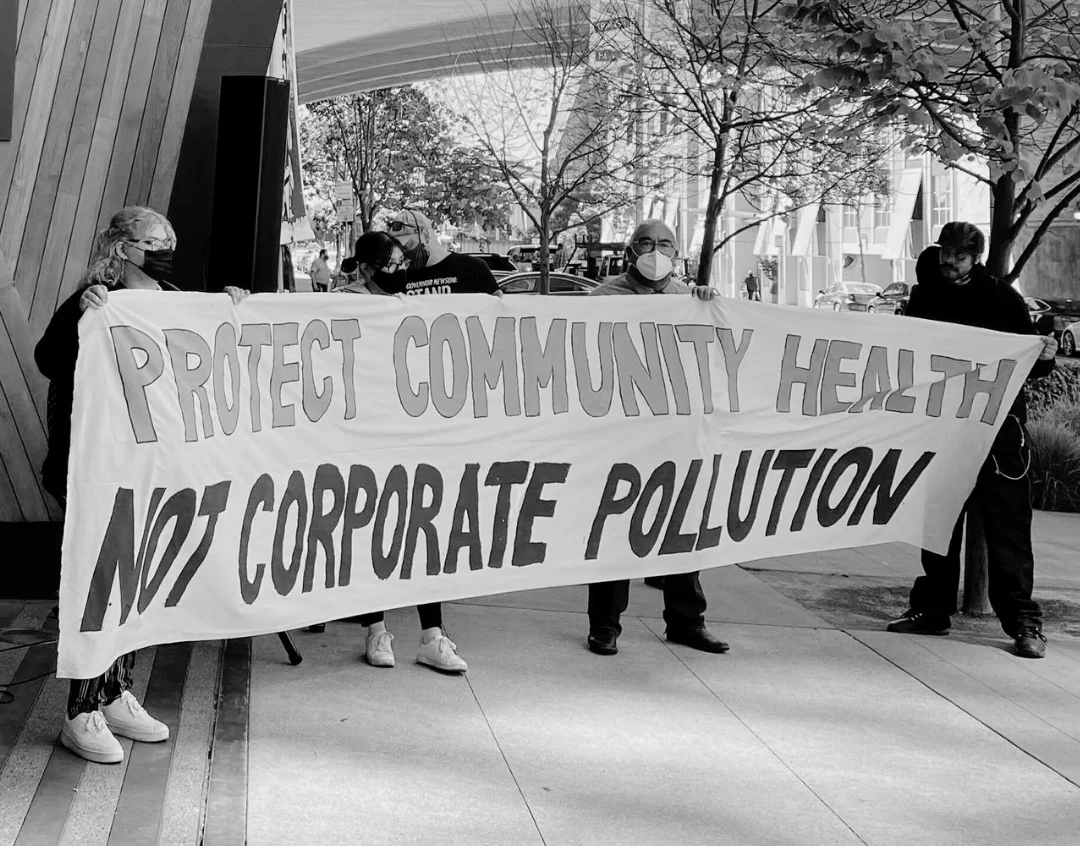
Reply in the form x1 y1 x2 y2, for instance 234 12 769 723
0 0 217 523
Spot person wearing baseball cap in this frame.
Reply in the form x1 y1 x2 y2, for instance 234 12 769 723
382 209 498 296
887 221 1057 658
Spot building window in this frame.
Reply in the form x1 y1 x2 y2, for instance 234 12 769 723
843 204 859 229
873 193 890 229
931 170 953 229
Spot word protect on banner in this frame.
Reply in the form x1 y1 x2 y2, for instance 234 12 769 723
57 292 1041 677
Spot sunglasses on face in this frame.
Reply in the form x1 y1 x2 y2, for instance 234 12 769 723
388 220 418 234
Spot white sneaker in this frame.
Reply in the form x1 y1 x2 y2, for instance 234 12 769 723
61 710 123 764
416 633 468 674
365 630 396 667
101 691 169 742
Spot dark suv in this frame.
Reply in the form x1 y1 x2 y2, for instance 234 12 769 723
866 282 912 315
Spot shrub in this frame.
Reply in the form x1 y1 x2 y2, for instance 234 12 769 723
1027 358 1080 419
1027 419 1080 513
1033 399 1080 439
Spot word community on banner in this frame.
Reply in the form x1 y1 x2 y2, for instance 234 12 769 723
57 292 1041 677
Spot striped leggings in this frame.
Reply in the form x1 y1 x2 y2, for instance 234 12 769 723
66 652 136 720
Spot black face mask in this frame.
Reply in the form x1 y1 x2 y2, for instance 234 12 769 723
373 269 405 288
130 248 174 285
403 241 429 270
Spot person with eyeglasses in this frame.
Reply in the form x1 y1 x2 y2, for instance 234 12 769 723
35 206 248 764
380 209 499 295
304 229 469 673
585 219 728 658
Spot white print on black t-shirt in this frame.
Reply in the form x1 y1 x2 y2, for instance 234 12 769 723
405 284 452 295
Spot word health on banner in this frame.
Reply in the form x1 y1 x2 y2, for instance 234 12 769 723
57 293 1041 677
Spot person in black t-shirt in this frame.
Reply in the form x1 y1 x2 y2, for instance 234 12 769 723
383 209 499 295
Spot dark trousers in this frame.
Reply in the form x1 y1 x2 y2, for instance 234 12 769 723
588 572 706 636
358 603 442 630
910 461 1041 636
67 653 136 719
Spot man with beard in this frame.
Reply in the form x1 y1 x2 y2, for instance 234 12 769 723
584 218 730 658
887 221 1057 659
382 209 499 295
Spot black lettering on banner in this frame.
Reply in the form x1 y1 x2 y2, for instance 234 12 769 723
925 355 970 418
270 323 301 428
212 324 241 435
238 324 272 433
372 465 408 580
401 464 444 579
820 340 862 414
696 454 724 550
484 461 530 568
847 449 936 525
791 449 836 532
444 464 482 574
520 317 570 417
331 319 361 420
676 324 715 414
163 329 215 442
110 326 165 444
340 465 378 587
166 481 231 607
240 475 274 604
613 322 668 417
766 450 816 536
466 315 522 418
513 463 570 567
271 471 307 594
300 320 333 423
304 464 345 592
659 459 702 555
80 488 162 631
137 488 196 614
571 321 614 417
728 450 775 542
585 464 641 560
716 328 753 412
817 447 874 527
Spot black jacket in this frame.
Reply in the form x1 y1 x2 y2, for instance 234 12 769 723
908 246 1053 426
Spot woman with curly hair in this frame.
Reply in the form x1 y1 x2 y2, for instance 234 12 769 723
35 206 247 763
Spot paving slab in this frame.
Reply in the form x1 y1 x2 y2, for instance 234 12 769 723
454 566 831 629
246 609 542 846
852 630 1080 786
647 619 1080 846
449 603 862 846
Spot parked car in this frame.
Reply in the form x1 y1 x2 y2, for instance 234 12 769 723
497 271 600 295
866 282 912 315
507 245 543 272
813 281 883 312
1060 319 1080 356
464 252 516 279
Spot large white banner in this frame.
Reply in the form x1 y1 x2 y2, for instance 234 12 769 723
58 292 1041 677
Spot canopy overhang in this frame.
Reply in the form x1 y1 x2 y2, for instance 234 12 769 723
294 0 589 102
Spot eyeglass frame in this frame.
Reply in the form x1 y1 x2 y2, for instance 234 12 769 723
631 238 677 258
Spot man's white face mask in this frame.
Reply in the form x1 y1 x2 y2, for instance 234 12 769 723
635 250 673 282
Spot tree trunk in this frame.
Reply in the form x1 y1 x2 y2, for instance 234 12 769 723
985 171 1016 279
961 503 992 616
539 209 551 295
695 138 727 288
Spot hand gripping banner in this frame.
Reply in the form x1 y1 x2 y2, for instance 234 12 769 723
56 291 1041 677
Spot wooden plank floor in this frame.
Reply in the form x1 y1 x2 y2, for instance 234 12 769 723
0 603 254 846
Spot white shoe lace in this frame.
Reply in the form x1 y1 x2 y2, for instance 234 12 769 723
436 636 459 657
117 690 147 716
370 631 394 654
86 711 110 735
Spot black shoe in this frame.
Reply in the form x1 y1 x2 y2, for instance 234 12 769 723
588 631 618 655
886 610 950 636
644 576 665 589
1015 626 1047 659
666 625 729 653
306 624 326 633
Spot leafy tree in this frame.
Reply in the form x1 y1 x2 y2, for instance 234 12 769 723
595 0 890 288
300 86 515 234
775 0 1080 281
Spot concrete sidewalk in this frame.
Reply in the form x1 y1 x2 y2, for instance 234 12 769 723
1 511 1078 845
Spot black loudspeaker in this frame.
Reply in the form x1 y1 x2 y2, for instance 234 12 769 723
207 76 291 293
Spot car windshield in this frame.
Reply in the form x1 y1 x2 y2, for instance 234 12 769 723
847 283 881 294
882 284 906 295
